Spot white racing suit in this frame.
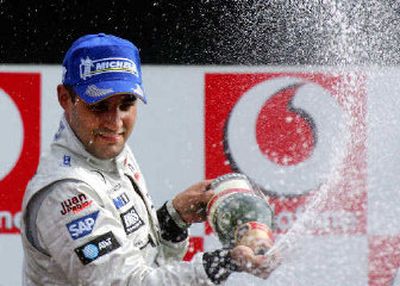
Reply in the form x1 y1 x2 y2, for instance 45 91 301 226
21 117 232 286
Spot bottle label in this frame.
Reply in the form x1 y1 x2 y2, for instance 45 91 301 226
207 187 254 218
235 221 273 243
206 173 274 247
235 221 274 255
207 174 255 230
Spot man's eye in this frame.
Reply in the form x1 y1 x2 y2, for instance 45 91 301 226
89 104 108 112
120 102 134 111
120 98 136 111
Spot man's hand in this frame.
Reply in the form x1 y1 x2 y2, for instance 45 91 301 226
231 245 281 279
172 180 214 224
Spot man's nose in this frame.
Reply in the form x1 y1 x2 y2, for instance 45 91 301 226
103 108 123 131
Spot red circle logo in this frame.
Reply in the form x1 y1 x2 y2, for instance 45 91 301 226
223 76 349 196
0 73 40 233
0 89 24 180
255 83 315 166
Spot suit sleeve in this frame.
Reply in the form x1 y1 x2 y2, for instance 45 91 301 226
34 180 214 286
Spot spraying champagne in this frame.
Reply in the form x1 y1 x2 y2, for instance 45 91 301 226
207 173 274 254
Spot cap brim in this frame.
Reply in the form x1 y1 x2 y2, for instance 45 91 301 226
74 80 147 104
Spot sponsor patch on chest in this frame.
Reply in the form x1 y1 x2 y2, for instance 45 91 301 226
120 206 144 235
112 192 130 209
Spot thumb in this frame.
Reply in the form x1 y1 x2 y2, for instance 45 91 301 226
230 245 256 271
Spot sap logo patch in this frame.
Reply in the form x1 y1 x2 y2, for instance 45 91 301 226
66 211 99 240
113 193 130 209
75 231 120 265
120 206 144 235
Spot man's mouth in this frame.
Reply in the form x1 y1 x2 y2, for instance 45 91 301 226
95 130 124 143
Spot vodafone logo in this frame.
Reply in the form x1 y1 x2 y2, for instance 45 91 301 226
225 77 349 196
0 89 24 180
0 73 40 233
205 72 367 235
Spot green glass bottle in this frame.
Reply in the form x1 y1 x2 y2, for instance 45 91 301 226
207 173 274 253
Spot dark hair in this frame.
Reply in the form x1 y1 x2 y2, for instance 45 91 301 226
64 85 78 102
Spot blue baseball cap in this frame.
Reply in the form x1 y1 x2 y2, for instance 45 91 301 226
62 33 146 104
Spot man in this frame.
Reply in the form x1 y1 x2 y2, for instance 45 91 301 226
21 33 276 285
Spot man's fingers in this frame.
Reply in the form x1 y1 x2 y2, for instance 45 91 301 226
195 179 212 191
203 189 214 201
204 179 213 186
231 245 281 279
172 179 216 224
200 180 214 203
260 253 282 271
231 245 256 271
240 255 277 280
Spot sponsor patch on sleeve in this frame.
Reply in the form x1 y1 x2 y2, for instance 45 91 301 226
74 231 120 265
120 206 144 235
66 211 99 240
60 193 92 216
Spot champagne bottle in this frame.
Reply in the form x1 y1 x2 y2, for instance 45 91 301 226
207 173 274 254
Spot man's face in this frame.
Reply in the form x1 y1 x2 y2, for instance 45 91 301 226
64 91 138 160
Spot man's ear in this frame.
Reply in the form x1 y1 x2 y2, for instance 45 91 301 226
57 84 71 111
